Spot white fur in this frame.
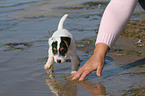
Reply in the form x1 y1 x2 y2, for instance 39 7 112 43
44 14 80 74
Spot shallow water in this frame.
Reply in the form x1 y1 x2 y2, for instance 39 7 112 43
0 0 145 96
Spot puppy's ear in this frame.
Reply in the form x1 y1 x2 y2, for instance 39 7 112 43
61 37 71 47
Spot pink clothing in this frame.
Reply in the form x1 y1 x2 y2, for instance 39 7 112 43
95 0 138 48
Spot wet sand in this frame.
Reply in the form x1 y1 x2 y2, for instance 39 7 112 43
0 0 145 96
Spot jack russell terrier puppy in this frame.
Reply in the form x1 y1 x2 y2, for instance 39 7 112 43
44 14 80 74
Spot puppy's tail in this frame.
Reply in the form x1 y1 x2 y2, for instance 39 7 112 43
57 14 68 30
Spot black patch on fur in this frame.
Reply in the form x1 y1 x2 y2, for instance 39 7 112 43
52 41 57 54
59 37 71 56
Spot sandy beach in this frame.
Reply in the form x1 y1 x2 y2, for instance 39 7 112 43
0 0 145 95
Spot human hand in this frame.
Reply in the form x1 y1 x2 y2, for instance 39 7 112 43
72 53 105 81
72 43 109 81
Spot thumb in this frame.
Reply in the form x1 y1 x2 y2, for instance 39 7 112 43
96 65 103 77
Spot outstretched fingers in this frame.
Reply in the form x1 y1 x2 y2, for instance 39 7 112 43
72 64 104 81
72 66 93 81
78 70 91 81
72 68 83 80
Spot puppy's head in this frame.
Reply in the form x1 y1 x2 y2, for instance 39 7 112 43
50 37 71 63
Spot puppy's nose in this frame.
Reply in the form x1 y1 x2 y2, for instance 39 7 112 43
57 59 61 63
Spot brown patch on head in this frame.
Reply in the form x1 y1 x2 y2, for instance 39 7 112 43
63 40 69 47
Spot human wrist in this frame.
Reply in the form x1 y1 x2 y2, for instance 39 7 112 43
93 43 109 58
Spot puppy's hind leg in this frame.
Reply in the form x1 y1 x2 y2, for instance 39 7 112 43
70 54 80 74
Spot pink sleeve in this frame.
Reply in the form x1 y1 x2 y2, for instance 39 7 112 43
95 0 138 48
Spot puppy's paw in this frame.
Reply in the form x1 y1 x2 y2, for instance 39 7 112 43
71 71 77 75
66 71 77 80
44 64 54 75
44 65 50 70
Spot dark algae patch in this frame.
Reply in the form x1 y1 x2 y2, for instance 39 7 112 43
109 49 144 56
122 87 145 96
82 1 109 7
76 38 145 56
64 6 84 10
4 42 32 50
63 1 109 10
121 20 145 42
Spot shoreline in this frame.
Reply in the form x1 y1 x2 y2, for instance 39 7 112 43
77 19 145 56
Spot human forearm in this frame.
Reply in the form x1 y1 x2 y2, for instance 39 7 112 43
96 0 138 48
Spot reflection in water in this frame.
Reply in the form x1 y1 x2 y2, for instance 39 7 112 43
45 73 77 96
74 82 106 96
45 73 106 96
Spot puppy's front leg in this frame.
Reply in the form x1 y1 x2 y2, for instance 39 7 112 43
44 49 54 73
